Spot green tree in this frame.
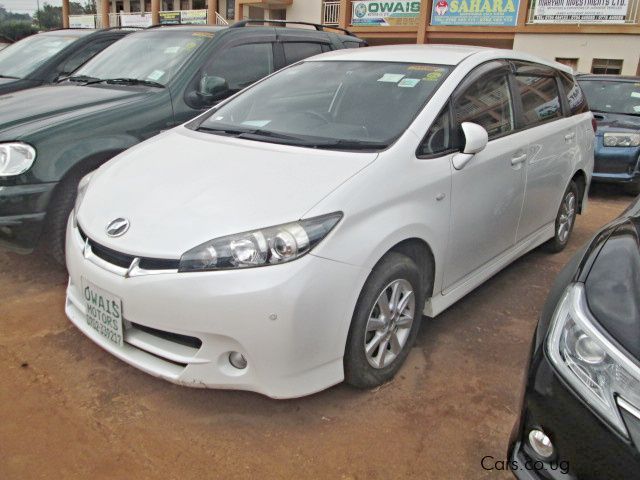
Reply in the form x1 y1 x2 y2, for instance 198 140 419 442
0 20 38 41
35 1 96 30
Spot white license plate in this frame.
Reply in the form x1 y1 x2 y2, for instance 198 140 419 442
81 277 124 347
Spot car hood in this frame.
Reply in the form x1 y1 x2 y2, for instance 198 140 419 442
0 84 150 134
78 127 377 258
593 111 640 136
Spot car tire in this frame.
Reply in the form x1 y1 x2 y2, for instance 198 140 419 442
544 180 579 253
624 182 640 197
45 167 94 266
344 252 426 389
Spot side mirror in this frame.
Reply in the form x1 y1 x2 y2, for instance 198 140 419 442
198 75 229 101
452 122 489 170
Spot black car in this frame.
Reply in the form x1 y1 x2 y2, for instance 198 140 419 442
0 22 365 264
508 198 640 479
578 75 640 195
0 28 133 95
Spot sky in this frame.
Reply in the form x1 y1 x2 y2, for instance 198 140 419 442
2 0 63 15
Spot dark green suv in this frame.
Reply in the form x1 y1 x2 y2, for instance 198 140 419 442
0 22 364 263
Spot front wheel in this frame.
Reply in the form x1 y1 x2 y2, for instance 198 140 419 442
344 252 426 389
544 180 578 253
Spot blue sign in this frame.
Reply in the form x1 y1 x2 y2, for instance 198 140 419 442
431 0 520 26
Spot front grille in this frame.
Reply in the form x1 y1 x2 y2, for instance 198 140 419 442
78 226 180 271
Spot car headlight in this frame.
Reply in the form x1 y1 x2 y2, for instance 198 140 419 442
0 142 36 176
178 212 343 272
547 283 640 436
603 132 640 147
73 172 94 225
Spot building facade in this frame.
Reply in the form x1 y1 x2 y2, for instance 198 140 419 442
65 0 640 75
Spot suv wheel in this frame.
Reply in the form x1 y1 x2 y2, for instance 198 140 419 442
344 252 426 389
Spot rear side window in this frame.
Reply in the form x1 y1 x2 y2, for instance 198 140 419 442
514 75 562 128
454 74 514 140
343 40 365 48
283 42 325 64
559 73 589 116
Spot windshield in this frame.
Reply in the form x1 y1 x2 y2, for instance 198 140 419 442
74 30 212 86
0 33 83 79
194 61 452 150
579 79 640 115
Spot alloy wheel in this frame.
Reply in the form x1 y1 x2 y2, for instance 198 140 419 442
557 191 576 243
364 279 415 369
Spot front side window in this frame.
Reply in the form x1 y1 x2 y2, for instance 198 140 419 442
193 61 452 150
74 30 212 85
454 74 514 139
515 75 562 128
204 43 274 92
578 79 640 116
418 106 452 157
0 33 83 79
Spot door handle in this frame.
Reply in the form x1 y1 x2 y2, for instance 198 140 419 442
511 154 527 166
564 132 576 141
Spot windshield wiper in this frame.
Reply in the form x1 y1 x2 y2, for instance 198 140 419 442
311 139 389 151
84 77 165 88
0 74 19 79
198 126 320 146
65 74 100 84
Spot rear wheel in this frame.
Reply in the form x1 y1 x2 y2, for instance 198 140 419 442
344 252 427 389
544 180 578 253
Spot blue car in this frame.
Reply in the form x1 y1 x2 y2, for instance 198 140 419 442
578 74 640 194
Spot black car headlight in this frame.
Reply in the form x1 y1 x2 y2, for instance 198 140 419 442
178 212 342 272
547 283 640 436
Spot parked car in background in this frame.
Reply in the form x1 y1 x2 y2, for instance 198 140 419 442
509 197 640 479
578 74 640 194
66 46 593 399
0 28 133 95
0 22 365 263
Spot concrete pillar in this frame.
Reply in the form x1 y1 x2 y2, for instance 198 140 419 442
207 0 218 24
62 0 70 28
235 0 242 21
338 0 349 29
101 0 110 26
417 0 432 44
151 0 160 24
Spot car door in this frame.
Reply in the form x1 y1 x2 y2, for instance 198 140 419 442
175 31 277 125
443 61 528 290
511 62 577 242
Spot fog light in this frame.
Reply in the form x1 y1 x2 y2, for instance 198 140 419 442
528 429 555 460
229 351 247 369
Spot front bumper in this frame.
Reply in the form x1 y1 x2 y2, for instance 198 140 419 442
65 218 368 399
0 182 57 252
508 350 640 479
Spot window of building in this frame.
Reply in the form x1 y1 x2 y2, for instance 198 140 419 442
269 9 286 20
180 0 189 9
591 58 623 75
515 75 562 127
453 74 514 140
226 1 235 20
555 58 578 71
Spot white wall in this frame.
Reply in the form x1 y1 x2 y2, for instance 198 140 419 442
513 33 640 75
286 0 323 24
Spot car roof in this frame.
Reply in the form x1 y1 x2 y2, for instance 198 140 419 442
577 74 640 82
40 28 96 37
307 44 572 72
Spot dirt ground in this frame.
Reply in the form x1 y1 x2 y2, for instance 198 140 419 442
0 186 632 480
